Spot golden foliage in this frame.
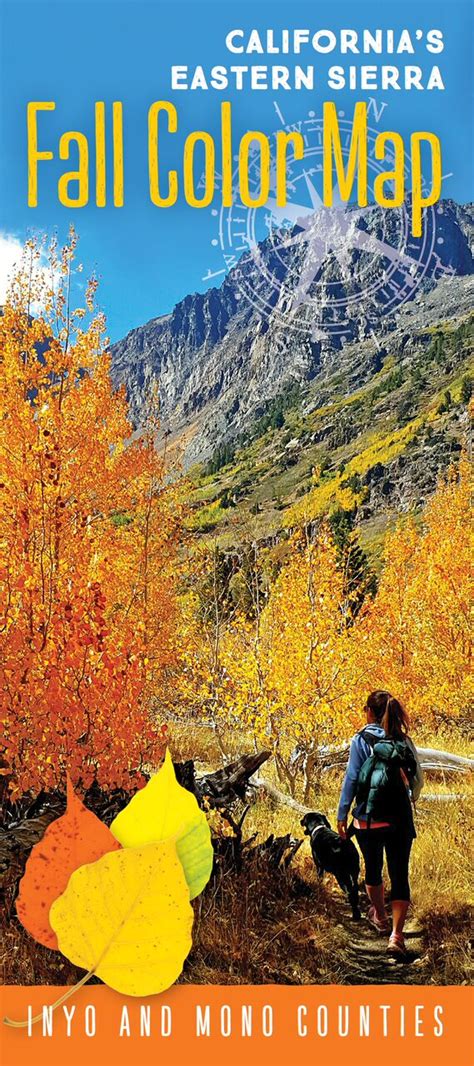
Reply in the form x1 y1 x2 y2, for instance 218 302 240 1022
2 236 470 797
360 456 472 719
0 233 182 793
178 461 471 759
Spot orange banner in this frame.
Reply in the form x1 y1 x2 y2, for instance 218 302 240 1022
1 984 473 1066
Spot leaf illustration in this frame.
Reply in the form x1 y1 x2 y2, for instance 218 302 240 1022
110 749 213 900
49 841 193 995
16 777 121 949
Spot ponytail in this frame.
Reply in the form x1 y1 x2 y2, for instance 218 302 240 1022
366 690 409 738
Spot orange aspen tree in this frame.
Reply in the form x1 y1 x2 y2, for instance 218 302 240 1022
0 234 180 794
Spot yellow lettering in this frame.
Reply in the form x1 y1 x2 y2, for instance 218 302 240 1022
58 132 89 207
323 101 367 206
239 132 270 208
27 102 55 207
95 102 106 207
221 102 233 207
184 132 215 208
148 102 178 207
275 131 305 206
373 132 405 207
411 132 441 237
113 102 124 207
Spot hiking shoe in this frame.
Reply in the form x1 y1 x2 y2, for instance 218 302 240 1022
387 932 408 957
367 905 390 933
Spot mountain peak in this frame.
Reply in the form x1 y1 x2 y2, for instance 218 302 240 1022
111 199 474 464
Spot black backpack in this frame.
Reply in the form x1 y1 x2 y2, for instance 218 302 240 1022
355 729 417 824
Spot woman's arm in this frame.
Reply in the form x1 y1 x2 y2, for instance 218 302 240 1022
407 736 424 802
337 735 366 823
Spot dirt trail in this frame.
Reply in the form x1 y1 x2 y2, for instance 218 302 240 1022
332 896 428 985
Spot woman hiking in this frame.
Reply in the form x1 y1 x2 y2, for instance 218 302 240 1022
337 690 424 957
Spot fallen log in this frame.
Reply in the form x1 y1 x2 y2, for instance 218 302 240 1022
251 776 311 815
416 749 474 772
293 743 474 776
248 833 303 869
212 827 303 877
251 776 468 815
175 750 272 808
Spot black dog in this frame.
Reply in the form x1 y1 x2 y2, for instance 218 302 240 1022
301 812 361 920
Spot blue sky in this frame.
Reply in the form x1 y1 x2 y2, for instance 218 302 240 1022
0 0 472 340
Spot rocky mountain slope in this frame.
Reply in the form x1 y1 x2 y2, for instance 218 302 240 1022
111 199 473 460
111 200 473 550
184 303 472 554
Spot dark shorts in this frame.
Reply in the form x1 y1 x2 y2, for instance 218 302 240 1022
355 825 413 902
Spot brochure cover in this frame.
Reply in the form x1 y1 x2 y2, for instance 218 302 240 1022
0 1 472 1064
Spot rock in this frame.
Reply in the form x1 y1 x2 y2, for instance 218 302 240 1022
111 200 474 467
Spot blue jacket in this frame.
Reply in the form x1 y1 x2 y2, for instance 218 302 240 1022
337 724 424 822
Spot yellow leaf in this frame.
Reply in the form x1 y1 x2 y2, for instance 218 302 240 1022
110 749 213 900
49 841 193 996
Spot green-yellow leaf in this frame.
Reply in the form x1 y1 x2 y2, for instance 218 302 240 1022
110 749 213 900
49 841 193 996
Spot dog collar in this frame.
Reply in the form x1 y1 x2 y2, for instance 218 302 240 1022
310 825 327 836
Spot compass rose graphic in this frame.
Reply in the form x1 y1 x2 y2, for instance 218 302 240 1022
203 102 454 342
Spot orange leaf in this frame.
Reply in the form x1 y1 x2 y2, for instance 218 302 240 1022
16 776 121 949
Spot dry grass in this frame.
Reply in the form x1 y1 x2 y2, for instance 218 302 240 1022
168 721 473 986
1 723 472 987
184 852 348 985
